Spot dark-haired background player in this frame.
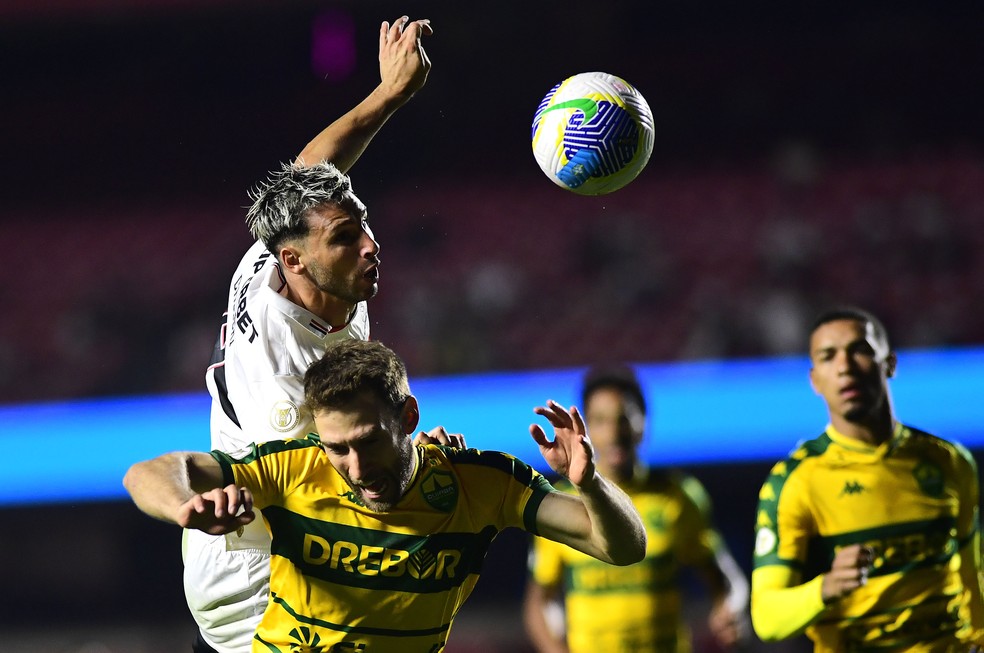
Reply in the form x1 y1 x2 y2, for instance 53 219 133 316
751 307 984 651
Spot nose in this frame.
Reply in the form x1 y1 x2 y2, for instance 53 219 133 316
361 229 380 258
834 349 855 374
345 450 365 483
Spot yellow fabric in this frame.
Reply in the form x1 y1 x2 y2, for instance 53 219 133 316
530 469 719 653
750 567 826 640
752 423 984 652
213 437 554 653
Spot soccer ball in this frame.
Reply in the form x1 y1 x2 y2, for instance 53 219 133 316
531 72 654 195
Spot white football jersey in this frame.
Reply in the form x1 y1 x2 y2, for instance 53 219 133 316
185 239 369 652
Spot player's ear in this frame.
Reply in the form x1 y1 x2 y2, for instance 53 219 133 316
280 246 303 272
885 351 898 378
400 396 420 435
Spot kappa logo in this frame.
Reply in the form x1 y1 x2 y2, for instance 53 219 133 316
840 480 866 496
339 490 367 508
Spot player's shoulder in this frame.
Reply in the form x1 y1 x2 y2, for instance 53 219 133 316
899 423 978 470
775 430 833 471
215 432 324 464
758 430 833 493
429 446 543 486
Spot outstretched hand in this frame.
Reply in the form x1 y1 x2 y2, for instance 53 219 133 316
530 400 596 489
176 484 255 535
378 16 433 103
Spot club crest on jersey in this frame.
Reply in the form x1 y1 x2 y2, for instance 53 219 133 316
270 400 300 433
913 461 944 497
420 470 458 512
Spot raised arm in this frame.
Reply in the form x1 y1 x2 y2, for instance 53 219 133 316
530 400 646 566
122 452 255 535
295 16 433 172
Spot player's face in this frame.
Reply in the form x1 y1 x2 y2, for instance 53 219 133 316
301 192 380 305
809 319 894 426
583 387 644 482
313 393 415 513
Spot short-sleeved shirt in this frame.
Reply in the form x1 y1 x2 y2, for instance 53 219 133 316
753 423 982 652
213 438 556 653
530 467 722 653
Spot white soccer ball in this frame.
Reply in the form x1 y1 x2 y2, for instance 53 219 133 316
531 72 654 195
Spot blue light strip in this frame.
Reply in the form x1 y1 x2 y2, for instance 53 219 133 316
2 347 982 506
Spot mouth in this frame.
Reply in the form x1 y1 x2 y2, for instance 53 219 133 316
839 384 862 400
364 265 379 283
356 479 387 500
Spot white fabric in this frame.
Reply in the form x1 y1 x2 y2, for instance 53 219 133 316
184 240 369 652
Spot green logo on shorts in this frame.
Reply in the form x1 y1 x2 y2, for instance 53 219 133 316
421 470 458 512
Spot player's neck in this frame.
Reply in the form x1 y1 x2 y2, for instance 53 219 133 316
830 410 895 446
285 280 356 328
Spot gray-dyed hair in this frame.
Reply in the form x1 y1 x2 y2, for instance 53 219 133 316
245 161 353 254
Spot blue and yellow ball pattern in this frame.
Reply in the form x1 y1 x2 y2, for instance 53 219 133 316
532 72 654 195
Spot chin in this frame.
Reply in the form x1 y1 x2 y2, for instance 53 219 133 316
842 405 872 423
362 498 396 513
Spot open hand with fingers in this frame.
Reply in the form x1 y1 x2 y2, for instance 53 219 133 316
176 484 255 536
378 15 433 104
530 400 597 489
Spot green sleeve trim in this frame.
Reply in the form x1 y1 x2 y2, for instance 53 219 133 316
523 478 556 536
209 450 236 487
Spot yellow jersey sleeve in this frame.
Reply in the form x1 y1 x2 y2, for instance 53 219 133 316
210 434 323 509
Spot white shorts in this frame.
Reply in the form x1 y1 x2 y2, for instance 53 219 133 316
182 526 272 653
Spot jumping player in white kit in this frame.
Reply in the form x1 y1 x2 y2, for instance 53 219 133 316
183 15 459 653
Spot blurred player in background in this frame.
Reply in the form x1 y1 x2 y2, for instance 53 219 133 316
751 306 984 651
127 339 647 652
523 364 749 653
183 15 461 653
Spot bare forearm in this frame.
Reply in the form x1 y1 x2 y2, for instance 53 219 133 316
576 474 647 565
295 85 408 172
123 452 200 524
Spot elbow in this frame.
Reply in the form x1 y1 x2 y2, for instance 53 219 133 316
610 529 648 566
122 461 144 498
750 595 796 642
751 620 785 643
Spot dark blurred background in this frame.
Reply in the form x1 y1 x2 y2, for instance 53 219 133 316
2 1 983 651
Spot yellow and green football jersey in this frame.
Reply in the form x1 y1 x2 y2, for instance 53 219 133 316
529 468 723 653
212 436 556 653
753 423 984 652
